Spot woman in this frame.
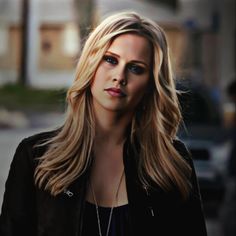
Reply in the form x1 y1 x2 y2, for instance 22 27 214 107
0 11 207 236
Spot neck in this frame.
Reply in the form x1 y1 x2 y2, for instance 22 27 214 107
93 108 133 146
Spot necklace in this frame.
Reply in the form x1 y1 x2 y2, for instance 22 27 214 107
89 169 125 236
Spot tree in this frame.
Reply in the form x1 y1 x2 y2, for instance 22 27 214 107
74 0 95 44
19 0 29 86
147 0 178 10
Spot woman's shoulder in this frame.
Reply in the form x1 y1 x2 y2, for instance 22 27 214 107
172 137 192 162
22 128 60 146
172 137 187 150
7 128 61 176
17 127 61 158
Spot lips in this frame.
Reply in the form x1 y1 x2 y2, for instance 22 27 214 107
104 87 126 97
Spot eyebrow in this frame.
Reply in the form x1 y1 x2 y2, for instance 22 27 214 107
106 51 149 67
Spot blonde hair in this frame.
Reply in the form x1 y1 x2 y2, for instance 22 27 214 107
34 11 191 198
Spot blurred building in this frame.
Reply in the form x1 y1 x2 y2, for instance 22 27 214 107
0 0 235 97
0 0 80 87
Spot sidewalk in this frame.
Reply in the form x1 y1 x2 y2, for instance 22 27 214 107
0 108 65 130
26 111 65 129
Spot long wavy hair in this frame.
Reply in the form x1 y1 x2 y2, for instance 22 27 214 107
34 11 191 198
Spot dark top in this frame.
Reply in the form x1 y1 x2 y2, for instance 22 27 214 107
82 201 130 236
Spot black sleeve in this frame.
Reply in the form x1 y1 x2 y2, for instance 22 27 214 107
174 139 208 236
0 139 37 236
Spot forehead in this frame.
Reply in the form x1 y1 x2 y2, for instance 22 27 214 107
107 33 152 64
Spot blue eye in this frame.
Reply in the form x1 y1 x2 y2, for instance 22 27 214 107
128 64 145 75
103 55 118 65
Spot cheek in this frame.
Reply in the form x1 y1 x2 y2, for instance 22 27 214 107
129 80 150 103
92 65 110 85
132 79 149 96
90 69 103 92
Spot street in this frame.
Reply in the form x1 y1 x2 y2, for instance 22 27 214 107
0 113 224 235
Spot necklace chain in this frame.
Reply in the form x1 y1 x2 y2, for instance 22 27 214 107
90 169 125 236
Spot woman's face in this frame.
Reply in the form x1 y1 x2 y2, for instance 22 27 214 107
91 33 152 115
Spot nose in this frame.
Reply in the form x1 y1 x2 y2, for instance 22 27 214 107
112 67 127 86
112 77 127 86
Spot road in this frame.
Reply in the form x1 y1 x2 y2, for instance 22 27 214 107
0 113 224 235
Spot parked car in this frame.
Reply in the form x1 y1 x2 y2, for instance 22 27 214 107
176 79 231 206
180 128 230 203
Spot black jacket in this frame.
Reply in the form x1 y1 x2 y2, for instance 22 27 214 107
0 130 208 236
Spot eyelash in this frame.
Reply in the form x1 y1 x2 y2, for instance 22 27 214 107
103 55 145 75
127 64 145 75
103 55 118 65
